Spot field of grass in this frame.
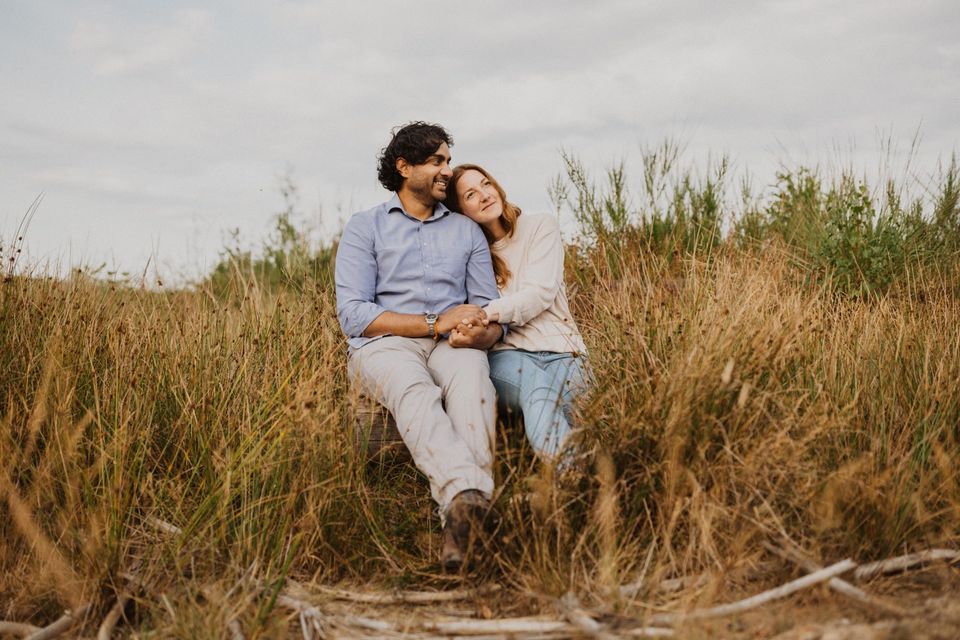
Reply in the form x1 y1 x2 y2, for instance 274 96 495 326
2 149 959 637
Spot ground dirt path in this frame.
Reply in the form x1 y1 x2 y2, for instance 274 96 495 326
278 564 960 639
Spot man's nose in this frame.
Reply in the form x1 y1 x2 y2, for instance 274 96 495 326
440 163 453 178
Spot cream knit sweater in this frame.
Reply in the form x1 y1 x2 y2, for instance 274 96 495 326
484 213 587 354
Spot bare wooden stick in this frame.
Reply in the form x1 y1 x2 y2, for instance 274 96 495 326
420 616 571 635
623 628 676 638
96 594 131 640
227 618 245 640
620 572 708 598
143 516 183 537
559 592 614 639
648 559 856 625
0 621 42 637
338 614 399 633
621 560 780 599
311 582 501 604
658 573 710 594
853 549 959 582
274 593 336 636
762 542 907 617
416 634 569 640
24 604 91 640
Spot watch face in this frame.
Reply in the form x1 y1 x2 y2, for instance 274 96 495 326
426 313 438 322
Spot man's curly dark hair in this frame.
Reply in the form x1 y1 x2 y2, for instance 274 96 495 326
377 122 453 192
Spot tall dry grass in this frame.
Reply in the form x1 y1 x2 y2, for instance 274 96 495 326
2 155 959 635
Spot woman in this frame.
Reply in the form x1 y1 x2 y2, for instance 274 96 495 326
444 164 588 462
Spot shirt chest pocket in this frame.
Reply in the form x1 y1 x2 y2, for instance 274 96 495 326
431 246 470 284
375 242 426 286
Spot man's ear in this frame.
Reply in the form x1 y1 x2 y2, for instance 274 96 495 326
396 157 411 179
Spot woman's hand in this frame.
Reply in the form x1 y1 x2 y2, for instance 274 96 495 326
453 307 498 334
438 304 486 334
449 322 502 349
448 324 483 347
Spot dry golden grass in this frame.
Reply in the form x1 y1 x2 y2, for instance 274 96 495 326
1 240 958 636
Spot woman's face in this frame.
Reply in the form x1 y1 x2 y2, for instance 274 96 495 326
455 169 504 226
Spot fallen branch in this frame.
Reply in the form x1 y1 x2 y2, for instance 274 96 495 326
419 616 570 635
311 582 501 605
559 592 614 639
622 629 676 638
24 604 92 640
620 561 778 599
657 574 709 595
96 594 131 640
143 516 183 537
557 594 676 638
854 549 959 582
648 559 856 625
227 618 245 640
620 573 708 598
762 542 907 617
275 593 331 639
0 621 41 637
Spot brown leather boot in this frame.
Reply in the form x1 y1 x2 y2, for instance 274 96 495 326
440 489 498 572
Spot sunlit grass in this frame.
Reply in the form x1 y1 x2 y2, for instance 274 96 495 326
1 149 958 635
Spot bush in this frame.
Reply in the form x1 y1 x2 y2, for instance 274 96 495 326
205 175 336 300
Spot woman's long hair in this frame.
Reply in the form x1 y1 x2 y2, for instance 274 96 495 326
445 164 522 287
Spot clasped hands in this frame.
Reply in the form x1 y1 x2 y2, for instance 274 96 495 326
439 304 502 348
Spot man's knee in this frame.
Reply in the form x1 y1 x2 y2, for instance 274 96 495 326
443 354 493 387
392 378 441 410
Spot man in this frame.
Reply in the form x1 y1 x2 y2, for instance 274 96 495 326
335 122 503 571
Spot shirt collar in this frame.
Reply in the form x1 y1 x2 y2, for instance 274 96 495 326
386 193 451 223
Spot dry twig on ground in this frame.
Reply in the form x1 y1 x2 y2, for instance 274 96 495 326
853 549 959 582
310 582 501 605
96 594 131 640
0 621 42 637
762 541 908 617
22 604 91 640
647 559 856 625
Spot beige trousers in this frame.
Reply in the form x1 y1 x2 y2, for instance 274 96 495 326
348 337 496 513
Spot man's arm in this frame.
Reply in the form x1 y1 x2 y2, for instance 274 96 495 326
363 305 487 338
335 217 387 338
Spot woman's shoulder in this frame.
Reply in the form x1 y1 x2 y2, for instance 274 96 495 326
516 212 561 236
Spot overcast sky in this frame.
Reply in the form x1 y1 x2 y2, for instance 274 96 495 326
2 1 958 283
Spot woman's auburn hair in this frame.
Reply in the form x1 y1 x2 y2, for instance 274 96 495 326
444 163 522 287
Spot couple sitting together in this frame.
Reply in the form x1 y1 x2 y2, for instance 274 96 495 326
335 121 588 571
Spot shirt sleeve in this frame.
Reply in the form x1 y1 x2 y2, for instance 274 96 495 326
483 215 562 326
464 223 500 307
335 215 387 338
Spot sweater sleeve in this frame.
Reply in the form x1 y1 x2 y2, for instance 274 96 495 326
484 214 563 326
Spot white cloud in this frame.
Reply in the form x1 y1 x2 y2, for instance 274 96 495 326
69 9 214 76
0 1 957 281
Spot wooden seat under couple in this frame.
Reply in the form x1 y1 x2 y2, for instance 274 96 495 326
351 393 409 464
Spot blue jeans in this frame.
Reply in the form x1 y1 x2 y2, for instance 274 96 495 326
488 349 589 460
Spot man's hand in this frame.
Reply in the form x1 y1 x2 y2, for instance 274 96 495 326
448 322 503 349
438 304 486 334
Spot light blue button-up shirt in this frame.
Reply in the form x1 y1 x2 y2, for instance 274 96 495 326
335 193 500 349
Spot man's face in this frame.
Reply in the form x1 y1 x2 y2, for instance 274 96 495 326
398 142 453 205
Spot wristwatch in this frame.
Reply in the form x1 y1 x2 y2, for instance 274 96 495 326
425 313 439 340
